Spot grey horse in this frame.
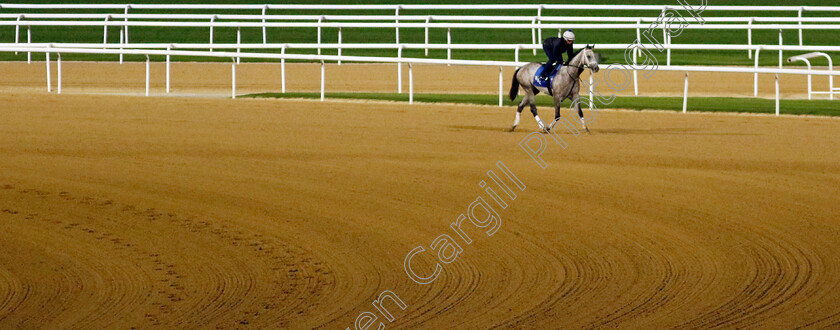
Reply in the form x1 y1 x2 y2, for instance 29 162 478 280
508 45 600 133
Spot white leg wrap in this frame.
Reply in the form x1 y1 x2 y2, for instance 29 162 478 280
534 115 545 129
514 112 521 126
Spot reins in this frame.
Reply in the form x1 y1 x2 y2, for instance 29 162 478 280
564 48 589 80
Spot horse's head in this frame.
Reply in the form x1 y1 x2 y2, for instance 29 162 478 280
582 44 600 73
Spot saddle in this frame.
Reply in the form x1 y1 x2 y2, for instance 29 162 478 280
533 64 561 96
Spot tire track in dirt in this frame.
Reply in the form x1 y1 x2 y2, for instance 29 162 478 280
677 221 824 329
48 190 190 327
0 184 180 327
2 88 840 327
486 228 595 327
492 216 720 328
151 213 335 328
0 182 334 328
0 183 28 320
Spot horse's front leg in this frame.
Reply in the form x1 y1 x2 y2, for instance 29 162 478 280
575 97 591 134
548 91 565 131
516 93 547 132
530 100 548 132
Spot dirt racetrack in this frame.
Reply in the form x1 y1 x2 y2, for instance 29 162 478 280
1 62 840 328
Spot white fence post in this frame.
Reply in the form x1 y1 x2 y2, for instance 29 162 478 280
45 49 51 92
209 15 216 51
395 5 401 47
231 58 236 99
119 27 124 64
262 5 268 44
754 47 761 96
536 5 543 48
664 25 671 66
424 16 431 56
236 26 241 64
499 66 503 107
778 29 783 68
337 27 342 65
103 15 109 47
635 18 641 42
281 45 286 93
320 60 325 101
806 59 812 100
145 55 150 96
634 19 640 95
57 53 61 94
792 57 813 100
515 45 520 62
14 15 21 55
166 44 171 93
409 63 414 104
398 45 403 94
747 18 753 59
531 18 537 55
124 5 130 43
447 28 452 65
830 57 835 100
775 73 780 116
798 7 804 46
317 16 323 55
27 25 31 63
683 72 689 113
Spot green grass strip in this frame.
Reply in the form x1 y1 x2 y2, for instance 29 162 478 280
242 92 840 116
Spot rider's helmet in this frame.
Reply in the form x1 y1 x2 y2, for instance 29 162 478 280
563 30 576 42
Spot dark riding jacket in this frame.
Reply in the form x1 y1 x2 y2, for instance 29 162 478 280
543 37 575 66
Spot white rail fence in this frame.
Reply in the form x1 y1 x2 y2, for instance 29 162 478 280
5 42 837 99
3 3 838 53
4 19 840 50
787 52 837 99
3 6 838 88
2 46 838 116
3 12 840 54
1 4 837 111
3 18 840 82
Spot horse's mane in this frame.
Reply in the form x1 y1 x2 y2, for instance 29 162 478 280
567 47 593 75
568 47 589 67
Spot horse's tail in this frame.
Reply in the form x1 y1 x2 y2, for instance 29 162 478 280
509 67 521 101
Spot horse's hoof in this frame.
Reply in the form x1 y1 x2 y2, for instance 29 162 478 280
549 119 562 131
509 125 517 132
584 127 591 134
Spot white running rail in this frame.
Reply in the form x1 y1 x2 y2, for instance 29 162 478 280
2 45 838 116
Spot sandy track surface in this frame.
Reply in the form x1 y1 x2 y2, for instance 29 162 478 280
1 90 839 328
0 62 833 99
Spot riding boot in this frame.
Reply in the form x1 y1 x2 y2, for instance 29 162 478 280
539 62 554 81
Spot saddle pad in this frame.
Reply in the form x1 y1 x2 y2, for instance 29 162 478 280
533 64 561 89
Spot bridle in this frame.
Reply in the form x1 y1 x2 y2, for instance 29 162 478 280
554 47 595 98
564 47 591 81
570 47 592 71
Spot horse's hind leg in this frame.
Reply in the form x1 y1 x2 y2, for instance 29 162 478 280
510 96 528 132
528 96 547 132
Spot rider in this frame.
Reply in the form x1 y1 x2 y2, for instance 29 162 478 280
538 30 576 82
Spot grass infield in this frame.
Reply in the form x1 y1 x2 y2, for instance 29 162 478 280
1 0 838 66
243 92 840 116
